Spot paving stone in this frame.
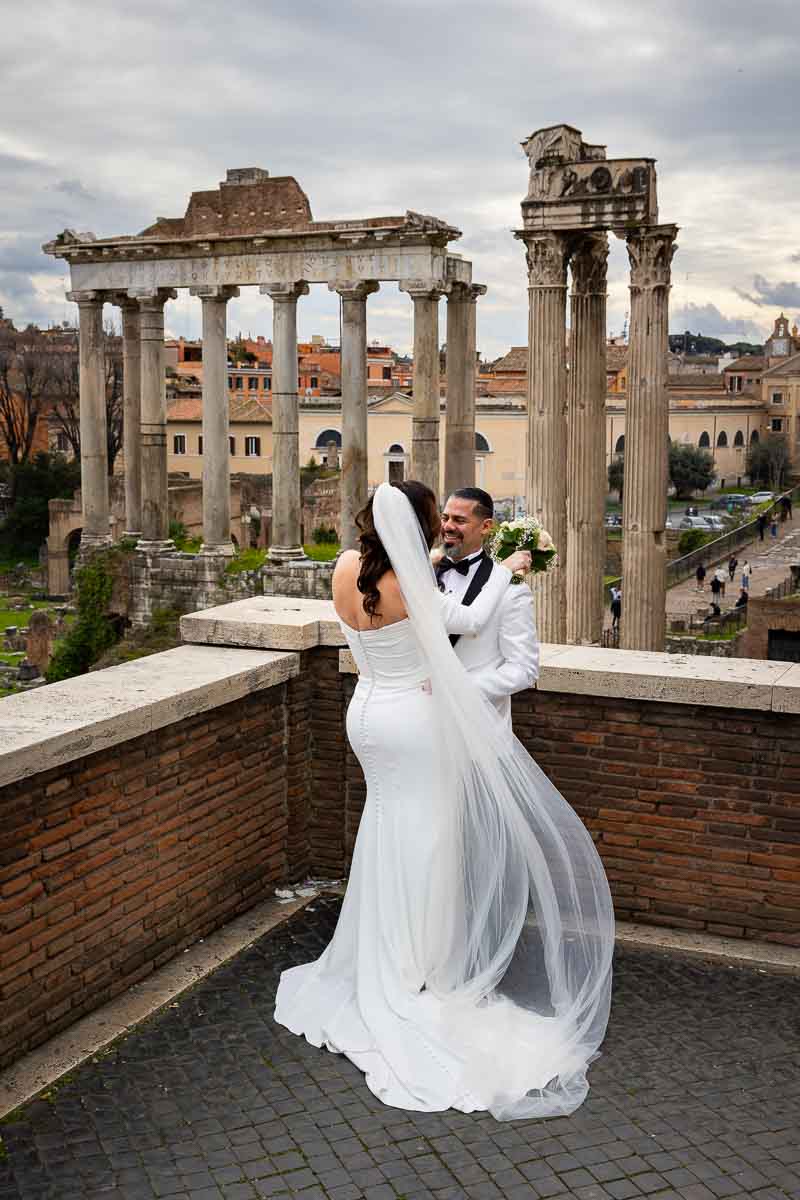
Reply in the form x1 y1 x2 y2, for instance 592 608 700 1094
0 898 798 1200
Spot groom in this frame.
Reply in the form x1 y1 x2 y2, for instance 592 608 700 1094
436 487 539 726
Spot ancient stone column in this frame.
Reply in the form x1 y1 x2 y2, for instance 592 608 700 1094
67 291 111 549
620 224 679 652
191 285 240 556
261 281 309 561
119 299 142 538
329 280 380 552
521 232 571 644
567 234 608 645
444 283 486 499
400 280 445 497
134 288 177 551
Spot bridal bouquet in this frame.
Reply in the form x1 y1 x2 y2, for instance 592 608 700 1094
489 517 558 582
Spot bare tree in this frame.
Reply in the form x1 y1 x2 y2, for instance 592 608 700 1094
49 323 124 475
0 326 55 466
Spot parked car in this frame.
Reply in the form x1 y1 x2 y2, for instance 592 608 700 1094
604 514 622 528
679 516 712 530
751 491 775 504
703 516 726 532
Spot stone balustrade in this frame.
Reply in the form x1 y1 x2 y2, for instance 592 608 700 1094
1 596 799 1072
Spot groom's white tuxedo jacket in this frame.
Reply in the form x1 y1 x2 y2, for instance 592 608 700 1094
437 549 539 726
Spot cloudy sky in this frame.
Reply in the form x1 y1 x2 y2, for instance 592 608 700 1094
2 0 799 359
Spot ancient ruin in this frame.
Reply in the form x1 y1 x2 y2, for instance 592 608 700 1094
43 169 484 578
517 125 678 650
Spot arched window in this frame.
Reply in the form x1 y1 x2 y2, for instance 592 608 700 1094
475 432 491 452
387 443 404 454
315 428 341 449
750 429 760 444
734 430 745 447
716 431 728 448
698 431 710 448
614 435 625 454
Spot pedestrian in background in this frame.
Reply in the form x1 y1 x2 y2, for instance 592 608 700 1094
610 587 621 630
771 513 779 539
742 560 752 591
728 555 738 582
757 513 767 541
715 567 726 598
696 562 706 592
710 573 722 602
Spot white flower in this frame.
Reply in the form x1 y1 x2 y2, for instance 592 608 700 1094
537 529 554 551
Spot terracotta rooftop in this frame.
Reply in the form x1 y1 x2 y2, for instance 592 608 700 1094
168 395 273 424
725 356 766 371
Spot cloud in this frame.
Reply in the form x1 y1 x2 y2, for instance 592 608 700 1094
1 0 800 351
52 179 94 201
737 274 800 308
670 302 766 341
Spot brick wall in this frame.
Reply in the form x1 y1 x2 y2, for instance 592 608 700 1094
512 689 800 946
0 687 290 1071
738 594 800 660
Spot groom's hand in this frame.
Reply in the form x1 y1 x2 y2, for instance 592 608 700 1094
505 550 532 575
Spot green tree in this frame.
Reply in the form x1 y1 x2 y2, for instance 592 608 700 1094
0 452 81 558
668 441 716 500
746 433 791 490
608 454 624 503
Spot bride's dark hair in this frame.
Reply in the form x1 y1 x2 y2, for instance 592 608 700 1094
356 480 439 620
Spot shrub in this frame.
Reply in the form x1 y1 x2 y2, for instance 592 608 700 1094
312 524 338 544
678 528 713 556
46 551 121 681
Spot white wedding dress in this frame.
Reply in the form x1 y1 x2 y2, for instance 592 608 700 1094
275 484 614 1121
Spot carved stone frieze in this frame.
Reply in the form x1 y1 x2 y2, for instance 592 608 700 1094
626 224 679 291
570 234 609 296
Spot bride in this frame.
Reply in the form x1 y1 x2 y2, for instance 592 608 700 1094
274 480 614 1120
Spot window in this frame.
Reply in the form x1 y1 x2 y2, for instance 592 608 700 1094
245 436 261 457
248 376 258 390
198 436 203 455
716 431 728 448
229 436 236 455
55 431 69 453
388 443 404 454
235 376 243 390
772 418 783 433
173 434 186 455
728 375 742 393
265 377 271 390
310 377 318 388
475 432 490 452
733 430 744 447
772 392 784 405
383 366 392 380
698 431 710 448
751 429 759 443
228 375 234 389
315 428 342 449
614 435 625 454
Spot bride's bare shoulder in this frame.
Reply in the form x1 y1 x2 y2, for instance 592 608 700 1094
333 549 359 580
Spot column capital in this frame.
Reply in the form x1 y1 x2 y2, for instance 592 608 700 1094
66 289 105 307
447 281 487 304
519 231 571 289
399 279 446 301
625 224 679 291
189 285 240 301
328 279 380 301
127 287 178 307
570 233 609 297
260 280 309 302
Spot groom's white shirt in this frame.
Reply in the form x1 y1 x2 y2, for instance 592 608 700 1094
440 548 539 725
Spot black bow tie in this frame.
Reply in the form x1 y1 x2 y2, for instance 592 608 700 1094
438 555 478 577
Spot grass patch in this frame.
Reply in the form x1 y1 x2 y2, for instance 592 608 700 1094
303 542 339 562
225 548 267 575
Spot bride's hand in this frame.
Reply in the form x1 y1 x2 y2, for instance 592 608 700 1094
430 547 445 566
505 550 532 575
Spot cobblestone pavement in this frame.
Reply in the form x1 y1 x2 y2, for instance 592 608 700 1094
1 897 799 1200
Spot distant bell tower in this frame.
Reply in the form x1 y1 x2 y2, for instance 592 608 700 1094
766 312 792 358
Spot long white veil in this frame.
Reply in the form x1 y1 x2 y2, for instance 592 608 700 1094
371 482 614 1120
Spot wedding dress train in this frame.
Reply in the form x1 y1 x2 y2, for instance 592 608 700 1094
275 485 614 1120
